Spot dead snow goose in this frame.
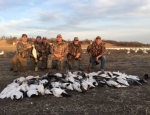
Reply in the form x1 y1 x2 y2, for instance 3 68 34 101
37 84 45 95
51 88 71 97
44 88 52 95
116 76 129 86
54 73 63 78
51 82 61 88
32 45 38 61
27 89 39 97
103 79 120 88
61 83 73 90
10 91 23 100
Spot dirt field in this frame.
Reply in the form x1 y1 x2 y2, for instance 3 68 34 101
0 46 150 115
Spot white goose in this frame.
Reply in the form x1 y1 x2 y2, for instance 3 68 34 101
51 88 71 97
27 89 39 97
0 83 20 99
103 79 120 88
44 88 52 95
39 79 49 85
54 73 62 78
37 84 45 95
65 75 75 83
10 91 23 100
0 51 4 55
61 83 73 90
51 82 61 88
116 76 130 86
32 45 37 62
6 86 21 98
72 81 82 92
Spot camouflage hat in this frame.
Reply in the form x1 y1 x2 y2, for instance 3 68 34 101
96 36 101 40
74 37 79 41
43 37 47 40
56 34 62 38
36 36 41 39
22 34 27 38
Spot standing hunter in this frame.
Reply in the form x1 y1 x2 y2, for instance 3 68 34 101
30 36 43 71
47 34 68 71
87 36 106 71
41 37 51 69
67 37 83 70
12 34 32 75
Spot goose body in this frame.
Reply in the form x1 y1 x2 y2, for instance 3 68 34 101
51 82 61 88
0 83 19 97
72 81 82 92
51 88 71 97
20 83 29 92
54 73 62 78
61 83 73 90
39 79 49 85
10 91 23 100
37 84 45 95
6 86 21 98
32 45 37 61
29 84 38 90
44 88 52 95
126 75 140 81
65 75 75 83
116 77 129 86
0 51 4 55
81 81 88 91
104 79 120 88
27 89 38 97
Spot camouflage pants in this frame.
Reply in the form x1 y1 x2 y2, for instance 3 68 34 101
30 56 48 70
47 54 65 70
41 56 48 68
67 57 82 69
12 55 27 72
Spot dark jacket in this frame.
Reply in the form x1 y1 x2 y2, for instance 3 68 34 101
41 42 51 57
87 42 106 57
67 42 82 59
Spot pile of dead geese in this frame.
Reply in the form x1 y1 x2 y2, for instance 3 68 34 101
0 71 149 100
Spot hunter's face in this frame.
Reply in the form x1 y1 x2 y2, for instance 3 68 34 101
22 36 27 42
96 39 101 44
74 40 79 45
57 36 62 42
36 37 42 43
43 40 47 44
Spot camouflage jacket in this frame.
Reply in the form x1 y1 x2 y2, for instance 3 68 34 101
41 42 51 57
68 42 82 58
87 42 106 57
34 41 43 57
16 41 31 58
51 41 68 57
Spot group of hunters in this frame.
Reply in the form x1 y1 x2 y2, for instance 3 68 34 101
11 34 106 75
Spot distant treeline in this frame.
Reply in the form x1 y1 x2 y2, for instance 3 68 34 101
103 40 150 47
0 36 150 47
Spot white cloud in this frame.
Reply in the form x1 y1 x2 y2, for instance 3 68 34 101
0 0 150 43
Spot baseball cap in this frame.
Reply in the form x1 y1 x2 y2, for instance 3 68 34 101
96 36 101 40
74 37 79 41
22 34 27 38
36 36 41 39
56 34 62 38
43 37 47 40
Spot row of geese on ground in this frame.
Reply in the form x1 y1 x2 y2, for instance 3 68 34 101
106 48 150 54
0 71 149 100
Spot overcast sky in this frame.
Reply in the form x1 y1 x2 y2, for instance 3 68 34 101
0 0 150 43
